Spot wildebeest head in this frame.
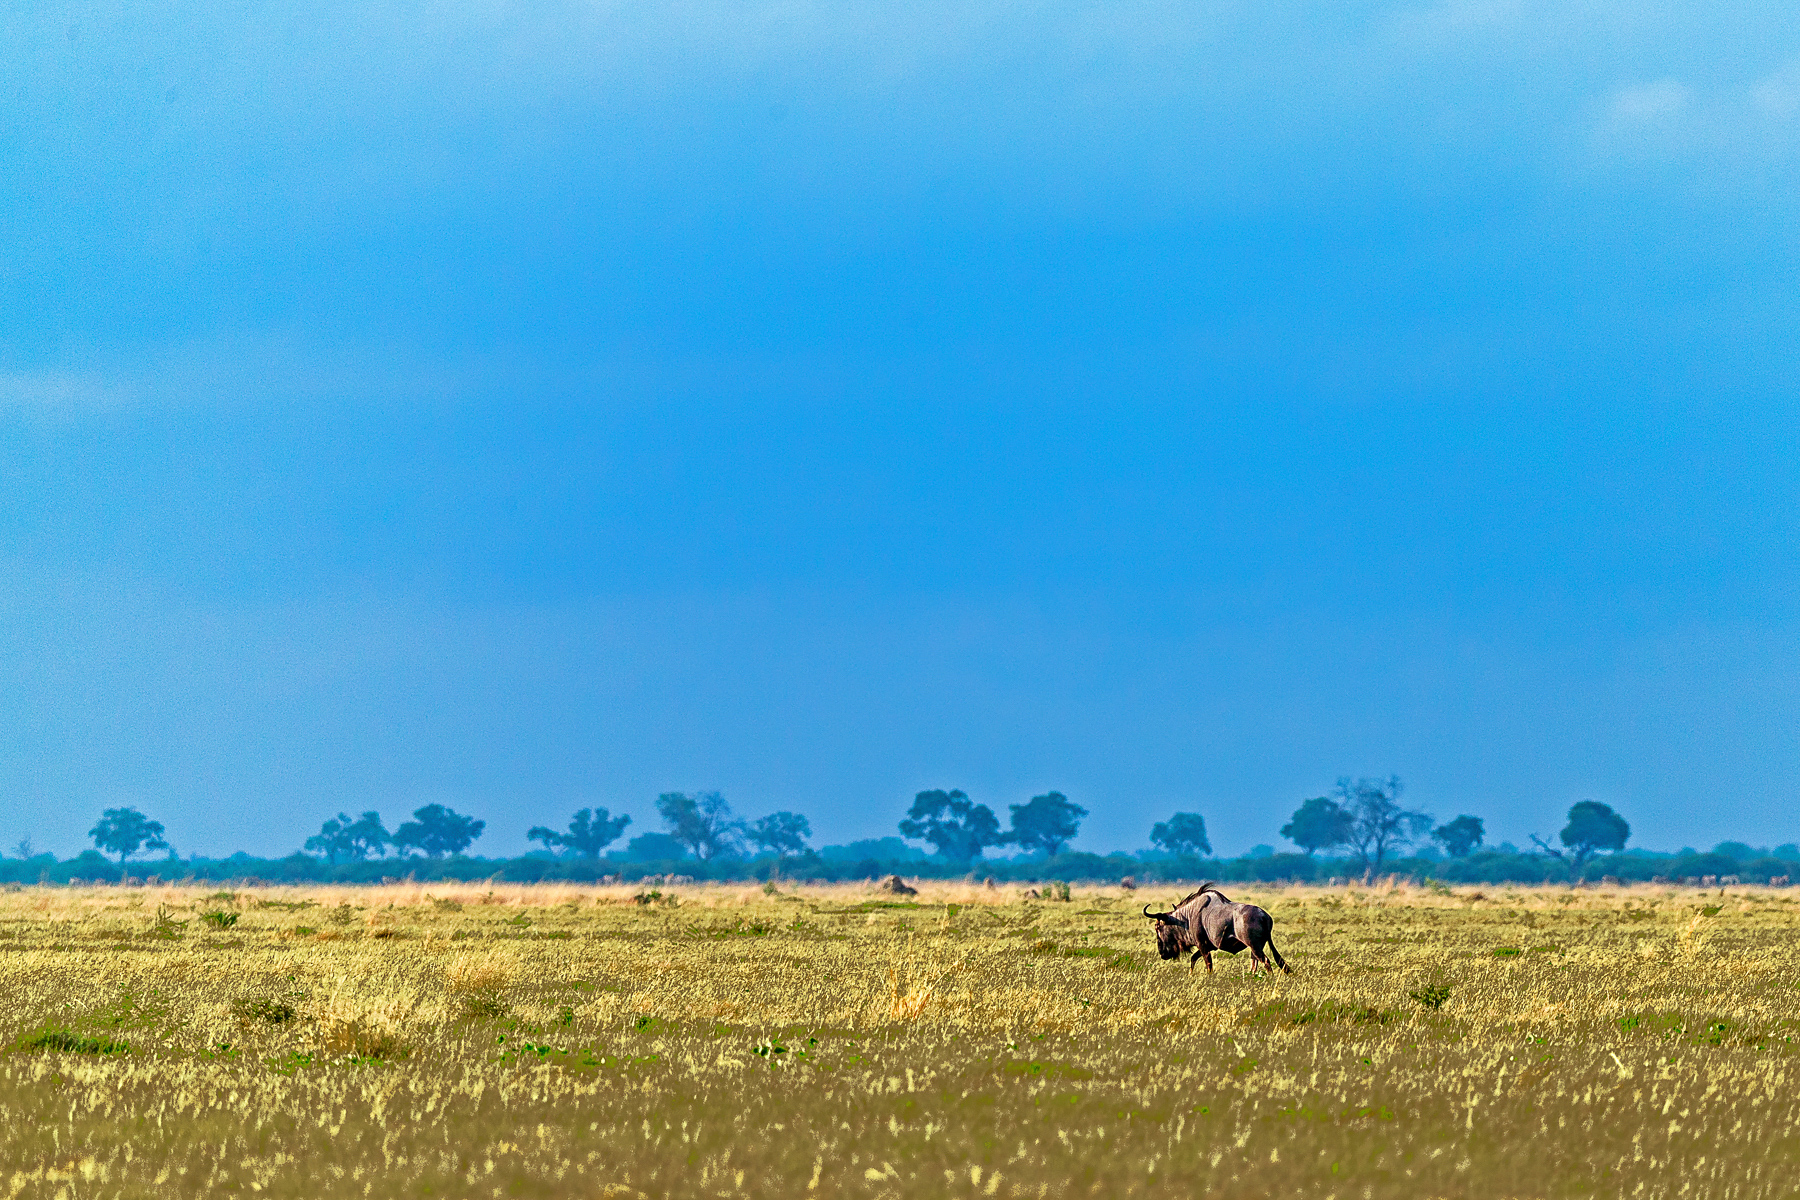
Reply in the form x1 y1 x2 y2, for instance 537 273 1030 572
1142 903 1188 960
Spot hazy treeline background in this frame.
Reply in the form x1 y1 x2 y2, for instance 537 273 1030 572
15 779 1797 887
2 843 1792 888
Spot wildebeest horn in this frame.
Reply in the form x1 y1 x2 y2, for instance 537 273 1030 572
1141 904 1182 925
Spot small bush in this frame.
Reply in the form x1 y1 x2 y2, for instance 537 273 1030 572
462 993 510 1019
233 997 297 1024
146 905 187 941
201 910 240 931
1409 984 1453 1010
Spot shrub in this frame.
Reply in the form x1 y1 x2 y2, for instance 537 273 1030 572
1409 984 1453 1010
233 997 297 1024
462 993 510 1019
146 904 187 941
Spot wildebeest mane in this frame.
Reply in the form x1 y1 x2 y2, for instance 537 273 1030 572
1175 882 1229 907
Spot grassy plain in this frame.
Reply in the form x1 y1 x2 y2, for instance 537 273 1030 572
0 878 1794 1198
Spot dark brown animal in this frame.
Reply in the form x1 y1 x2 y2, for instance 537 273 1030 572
1142 883 1290 974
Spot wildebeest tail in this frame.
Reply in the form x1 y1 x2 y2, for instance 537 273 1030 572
1265 932 1291 973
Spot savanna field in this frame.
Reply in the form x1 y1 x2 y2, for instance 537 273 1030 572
0 879 1795 1199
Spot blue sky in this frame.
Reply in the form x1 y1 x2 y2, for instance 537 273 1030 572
2 0 1797 858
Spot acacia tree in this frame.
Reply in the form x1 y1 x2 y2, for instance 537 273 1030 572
898 789 1002 863
1532 801 1629 867
1149 813 1212 857
1431 815 1485 858
1006 792 1086 857
89 808 170 863
1335 776 1432 869
1281 797 1353 856
305 811 390 863
392 804 485 858
656 791 745 861
528 808 631 859
748 811 812 860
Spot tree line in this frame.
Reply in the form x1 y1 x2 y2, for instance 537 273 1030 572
1273 777 1630 870
65 775 1640 873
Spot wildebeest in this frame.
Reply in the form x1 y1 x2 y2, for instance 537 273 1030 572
1142 883 1291 974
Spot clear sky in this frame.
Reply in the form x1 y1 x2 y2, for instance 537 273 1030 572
3 1 1797 859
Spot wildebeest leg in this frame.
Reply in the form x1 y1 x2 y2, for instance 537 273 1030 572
1247 939 1271 974
1265 933 1292 974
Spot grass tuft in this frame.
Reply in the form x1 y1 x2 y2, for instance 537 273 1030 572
23 1026 127 1055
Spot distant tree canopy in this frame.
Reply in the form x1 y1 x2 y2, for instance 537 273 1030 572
1006 792 1086 857
1335 776 1432 869
656 792 744 861
622 832 689 861
71 782 1657 883
392 804 485 858
89 808 169 864
1149 813 1212 858
820 837 923 863
1281 797 1354 856
305 811 390 863
528 808 631 859
748 811 813 859
1431 815 1485 859
1558 801 1630 866
899 789 1003 862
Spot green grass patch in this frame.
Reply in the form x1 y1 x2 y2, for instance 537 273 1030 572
22 1027 127 1055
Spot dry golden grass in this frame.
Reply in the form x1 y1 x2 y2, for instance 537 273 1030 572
0 877 1794 1197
